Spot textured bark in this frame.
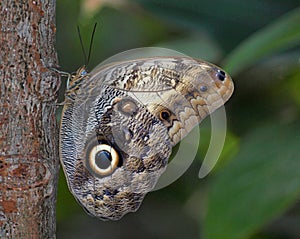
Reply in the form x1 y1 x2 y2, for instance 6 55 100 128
0 0 60 238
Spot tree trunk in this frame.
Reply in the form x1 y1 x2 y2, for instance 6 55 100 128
0 0 59 238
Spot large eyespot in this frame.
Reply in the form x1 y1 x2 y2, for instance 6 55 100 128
88 144 119 176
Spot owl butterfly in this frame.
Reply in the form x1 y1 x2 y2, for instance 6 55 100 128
59 48 234 220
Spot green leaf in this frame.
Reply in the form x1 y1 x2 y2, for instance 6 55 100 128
286 68 300 108
203 122 300 239
223 7 300 75
132 0 298 52
197 123 240 170
155 33 223 62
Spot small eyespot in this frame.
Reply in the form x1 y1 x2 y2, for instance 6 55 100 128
200 85 208 92
216 70 226 81
159 110 171 121
88 144 119 176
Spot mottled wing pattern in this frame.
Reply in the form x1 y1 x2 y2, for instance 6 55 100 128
59 57 234 220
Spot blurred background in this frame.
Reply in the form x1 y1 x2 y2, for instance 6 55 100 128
55 0 300 238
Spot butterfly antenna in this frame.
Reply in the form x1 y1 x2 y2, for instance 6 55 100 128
77 25 88 66
87 22 97 65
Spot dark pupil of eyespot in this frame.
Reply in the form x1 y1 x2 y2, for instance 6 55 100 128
95 150 112 169
216 70 226 81
161 111 170 120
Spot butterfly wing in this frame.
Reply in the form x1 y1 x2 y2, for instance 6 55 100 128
59 56 234 220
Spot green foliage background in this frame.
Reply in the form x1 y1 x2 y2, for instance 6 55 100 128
56 0 300 238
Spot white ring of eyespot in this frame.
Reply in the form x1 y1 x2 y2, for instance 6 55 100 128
88 144 119 175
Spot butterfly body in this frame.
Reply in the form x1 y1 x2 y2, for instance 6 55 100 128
60 56 234 220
